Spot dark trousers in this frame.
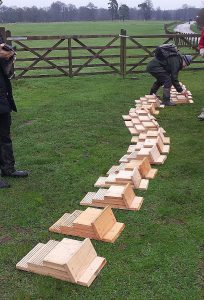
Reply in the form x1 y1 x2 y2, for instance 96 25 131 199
0 113 15 174
149 71 172 101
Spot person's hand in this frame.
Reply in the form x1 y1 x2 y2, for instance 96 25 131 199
0 43 14 60
181 90 188 97
200 48 204 58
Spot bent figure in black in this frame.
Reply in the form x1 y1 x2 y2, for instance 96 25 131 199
146 48 192 106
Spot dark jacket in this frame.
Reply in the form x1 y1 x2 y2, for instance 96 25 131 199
0 61 17 114
146 55 183 92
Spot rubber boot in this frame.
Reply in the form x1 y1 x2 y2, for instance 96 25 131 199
163 88 176 106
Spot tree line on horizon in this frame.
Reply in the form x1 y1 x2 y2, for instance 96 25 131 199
0 0 201 23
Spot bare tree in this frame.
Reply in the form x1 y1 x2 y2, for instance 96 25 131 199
108 0 118 21
119 4 129 21
138 0 153 20
67 4 77 21
86 2 97 20
155 7 162 20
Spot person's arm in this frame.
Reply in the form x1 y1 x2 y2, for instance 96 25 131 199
168 56 189 97
199 28 204 57
168 56 183 92
199 28 204 49
0 44 14 60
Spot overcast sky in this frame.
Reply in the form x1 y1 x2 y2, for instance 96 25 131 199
2 0 204 10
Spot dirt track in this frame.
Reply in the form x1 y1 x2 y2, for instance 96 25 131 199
174 22 195 34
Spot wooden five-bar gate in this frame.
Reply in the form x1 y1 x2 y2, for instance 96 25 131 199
0 27 202 80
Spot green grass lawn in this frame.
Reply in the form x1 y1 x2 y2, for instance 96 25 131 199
5 20 168 36
191 23 201 34
1 22 204 300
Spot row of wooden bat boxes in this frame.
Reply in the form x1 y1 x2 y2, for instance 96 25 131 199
16 94 175 287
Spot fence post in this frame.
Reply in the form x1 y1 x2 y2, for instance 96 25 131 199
68 37 73 78
120 29 127 78
174 35 179 47
0 26 6 42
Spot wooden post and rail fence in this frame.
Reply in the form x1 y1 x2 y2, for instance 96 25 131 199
0 26 202 80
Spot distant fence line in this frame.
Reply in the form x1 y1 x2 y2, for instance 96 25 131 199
164 21 181 34
0 27 202 80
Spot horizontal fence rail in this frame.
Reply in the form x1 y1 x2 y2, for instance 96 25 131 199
0 27 202 79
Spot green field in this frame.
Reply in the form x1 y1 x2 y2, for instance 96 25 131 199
4 21 181 78
1 21 204 300
191 23 201 34
4 21 201 79
5 21 167 35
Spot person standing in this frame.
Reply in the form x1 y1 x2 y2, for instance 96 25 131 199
0 43 28 189
198 28 204 120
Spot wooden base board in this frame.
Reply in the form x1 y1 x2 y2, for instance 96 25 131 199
107 159 158 180
146 168 158 179
16 239 106 287
80 184 143 211
122 115 131 121
80 194 143 211
153 155 167 165
94 175 149 190
131 136 139 144
102 222 125 242
49 211 82 233
119 154 129 163
143 138 170 155
128 127 139 135
49 207 125 243
137 146 167 165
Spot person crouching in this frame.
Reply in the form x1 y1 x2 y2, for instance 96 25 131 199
146 52 192 106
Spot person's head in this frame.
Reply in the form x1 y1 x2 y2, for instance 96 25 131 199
182 55 192 68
